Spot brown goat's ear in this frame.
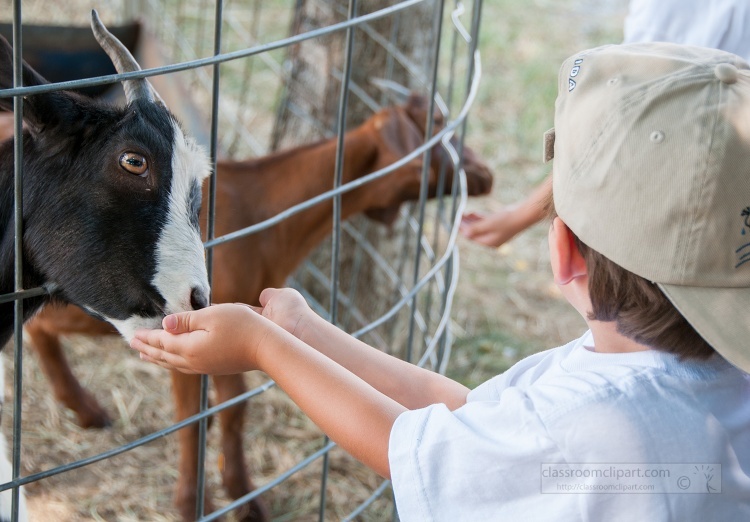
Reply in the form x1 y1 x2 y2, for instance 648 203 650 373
368 107 429 228
377 107 424 158
402 93 445 133
365 205 402 226
406 93 429 113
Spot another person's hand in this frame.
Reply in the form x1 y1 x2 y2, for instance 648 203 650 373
130 303 268 375
460 176 552 248
460 207 529 248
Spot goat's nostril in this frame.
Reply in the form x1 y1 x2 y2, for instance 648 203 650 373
190 288 209 310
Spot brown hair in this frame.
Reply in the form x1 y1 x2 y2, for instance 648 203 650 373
543 190 715 359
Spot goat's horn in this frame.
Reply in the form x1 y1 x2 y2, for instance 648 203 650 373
90 10 162 106
370 78 411 104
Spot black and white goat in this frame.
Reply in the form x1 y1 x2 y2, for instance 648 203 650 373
0 11 212 519
0 10 212 346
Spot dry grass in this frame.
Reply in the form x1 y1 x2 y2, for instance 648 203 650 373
1 0 627 520
3 336 394 521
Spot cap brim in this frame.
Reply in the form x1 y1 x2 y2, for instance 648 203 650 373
658 283 750 373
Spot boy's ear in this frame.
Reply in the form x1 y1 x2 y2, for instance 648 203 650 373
549 217 588 285
0 34 82 133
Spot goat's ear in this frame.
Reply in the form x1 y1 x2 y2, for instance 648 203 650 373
405 93 429 113
376 108 424 158
364 205 402 226
404 92 428 118
365 205 401 227
366 109 426 227
0 34 81 131
403 93 445 128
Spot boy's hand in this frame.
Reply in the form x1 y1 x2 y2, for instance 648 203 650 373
130 303 267 375
258 288 316 338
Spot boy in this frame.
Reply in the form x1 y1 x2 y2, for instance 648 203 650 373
131 42 750 520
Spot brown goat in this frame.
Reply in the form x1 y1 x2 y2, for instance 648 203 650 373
17 94 493 521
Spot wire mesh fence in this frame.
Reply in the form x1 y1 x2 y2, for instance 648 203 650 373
0 0 484 519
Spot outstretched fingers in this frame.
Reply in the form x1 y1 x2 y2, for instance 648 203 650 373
459 212 487 238
130 329 197 373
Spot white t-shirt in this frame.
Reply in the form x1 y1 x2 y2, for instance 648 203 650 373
388 331 750 521
624 0 750 60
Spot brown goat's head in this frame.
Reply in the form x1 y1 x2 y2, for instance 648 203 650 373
364 93 493 225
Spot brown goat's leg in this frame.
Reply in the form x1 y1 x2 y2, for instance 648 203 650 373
25 324 111 429
213 374 269 522
171 371 215 521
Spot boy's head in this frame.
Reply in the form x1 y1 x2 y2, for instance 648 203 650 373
544 42 750 372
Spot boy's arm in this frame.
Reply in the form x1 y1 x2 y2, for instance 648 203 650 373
256 325 405 479
260 288 469 411
295 312 469 410
131 304 404 478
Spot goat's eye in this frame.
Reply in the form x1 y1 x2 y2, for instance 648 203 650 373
119 152 148 177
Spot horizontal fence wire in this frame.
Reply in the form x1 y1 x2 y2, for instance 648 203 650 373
0 0 484 519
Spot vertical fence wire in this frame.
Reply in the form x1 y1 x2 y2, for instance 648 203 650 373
437 0 484 377
197 0 225 518
0 0 484 519
321 0 358 518
404 0 445 364
10 0 23 519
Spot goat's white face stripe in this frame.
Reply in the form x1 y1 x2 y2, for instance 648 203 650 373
109 123 211 341
153 125 211 312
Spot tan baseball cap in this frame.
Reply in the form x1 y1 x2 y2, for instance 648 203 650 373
545 42 750 373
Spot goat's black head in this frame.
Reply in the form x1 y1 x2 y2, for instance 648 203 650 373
0 11 211 344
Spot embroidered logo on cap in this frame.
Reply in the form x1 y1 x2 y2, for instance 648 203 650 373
736 207 750 268
568 58 583 92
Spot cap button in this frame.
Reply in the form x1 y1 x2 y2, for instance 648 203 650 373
715 63 738 84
